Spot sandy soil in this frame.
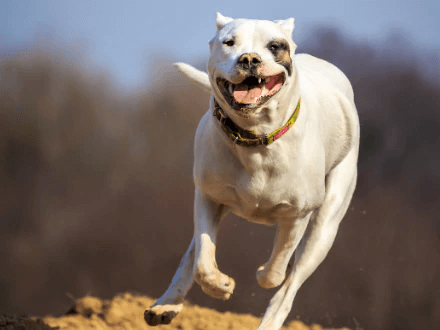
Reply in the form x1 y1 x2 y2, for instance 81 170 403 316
36 293 348 330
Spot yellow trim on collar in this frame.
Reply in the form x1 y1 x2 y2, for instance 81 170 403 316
213 98 301 147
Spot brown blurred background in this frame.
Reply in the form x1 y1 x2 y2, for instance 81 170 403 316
0 27 439 330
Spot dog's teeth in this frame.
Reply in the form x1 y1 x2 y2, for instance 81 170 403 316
258 77 261 84
266 77 271 84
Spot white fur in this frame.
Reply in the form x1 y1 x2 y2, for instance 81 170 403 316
173 62 212 94
146 13 359 330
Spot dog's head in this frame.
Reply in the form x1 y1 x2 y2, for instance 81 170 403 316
208 13 297 118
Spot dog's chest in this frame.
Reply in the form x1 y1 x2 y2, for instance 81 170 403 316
228 173 304 224
200 148 324 224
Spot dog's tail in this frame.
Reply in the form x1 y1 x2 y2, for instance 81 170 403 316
173 62 213 94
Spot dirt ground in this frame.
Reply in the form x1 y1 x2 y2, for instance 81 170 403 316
2 292 348 330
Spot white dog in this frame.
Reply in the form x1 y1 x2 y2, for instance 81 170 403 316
145 13 359 330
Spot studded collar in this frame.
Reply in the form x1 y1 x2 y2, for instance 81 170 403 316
213 98 301 147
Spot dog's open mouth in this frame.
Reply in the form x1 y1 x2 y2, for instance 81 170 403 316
217 73 284 110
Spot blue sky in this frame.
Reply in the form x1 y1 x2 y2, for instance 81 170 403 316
1 0 439 90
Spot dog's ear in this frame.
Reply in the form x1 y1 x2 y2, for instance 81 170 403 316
274 18 295 38
216 12 233 31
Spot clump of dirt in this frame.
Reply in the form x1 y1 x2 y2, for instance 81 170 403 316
0 314 57 330
40 293 349 330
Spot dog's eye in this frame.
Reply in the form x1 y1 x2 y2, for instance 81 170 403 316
223 39 235 47
269 44 279 52
269 42 285 52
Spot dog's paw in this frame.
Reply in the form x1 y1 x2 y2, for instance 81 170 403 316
256 262 291 289
144 304 182 326
195 270 235 300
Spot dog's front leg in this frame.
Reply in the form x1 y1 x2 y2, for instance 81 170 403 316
193 188 235 300
256 214 311 289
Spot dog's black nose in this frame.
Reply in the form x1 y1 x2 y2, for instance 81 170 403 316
237 53 262 70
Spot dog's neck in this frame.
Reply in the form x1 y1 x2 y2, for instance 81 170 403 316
213 97 301 147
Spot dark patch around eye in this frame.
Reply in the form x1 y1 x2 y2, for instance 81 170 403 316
267 38 292 76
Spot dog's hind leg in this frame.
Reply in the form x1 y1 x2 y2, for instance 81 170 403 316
145 188 232 326
257 146 358 330
144 237 196 326
256 214 311 289
193 188 235 300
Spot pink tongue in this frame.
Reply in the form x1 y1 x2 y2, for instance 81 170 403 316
233 86 262 104
233 73 284 104
266 74 283 94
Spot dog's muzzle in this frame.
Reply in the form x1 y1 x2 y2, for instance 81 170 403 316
216 53 286 111
237 53 262 73
216 62 285 111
